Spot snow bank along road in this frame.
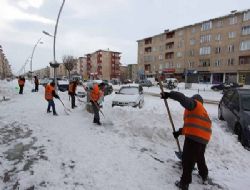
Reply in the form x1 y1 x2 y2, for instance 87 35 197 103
0 80 250 190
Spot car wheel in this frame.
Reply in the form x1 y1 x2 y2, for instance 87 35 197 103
218 105 224 120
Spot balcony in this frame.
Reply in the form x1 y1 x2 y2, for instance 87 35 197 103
166 31 175 39
165 52 174 59
144 38 152 45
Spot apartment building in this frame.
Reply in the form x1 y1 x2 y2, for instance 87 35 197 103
86 49 121 80
128 64 139 81
0 45 12 79
137 9 250 84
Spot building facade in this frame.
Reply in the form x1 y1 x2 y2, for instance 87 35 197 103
86 50 121 80
137 9 250 84
0 45 12 79
127 64 139 81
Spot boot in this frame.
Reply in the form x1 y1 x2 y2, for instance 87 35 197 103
175 181 189 190
96 121 102 125
53 112 58 116
47 110 52 113
93 118 97 123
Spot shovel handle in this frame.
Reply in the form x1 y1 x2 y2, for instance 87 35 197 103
157 74 182 153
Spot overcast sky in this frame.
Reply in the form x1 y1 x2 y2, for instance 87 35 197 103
0 0 249 74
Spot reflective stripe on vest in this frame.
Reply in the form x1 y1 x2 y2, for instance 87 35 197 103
45 84 54 100
183 100 212 144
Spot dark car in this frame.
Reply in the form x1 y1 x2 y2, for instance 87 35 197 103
211 82 243 91
218 88 250 149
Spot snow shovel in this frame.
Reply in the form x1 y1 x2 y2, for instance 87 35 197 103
157 73 182 160
58 98 71 115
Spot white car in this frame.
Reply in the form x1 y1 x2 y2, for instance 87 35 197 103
112 84 144 108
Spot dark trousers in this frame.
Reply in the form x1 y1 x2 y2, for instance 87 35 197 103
70 94 76 108
35 84 39 92
180 138 208 185
91 101 100 122
19 85 24 94
47 100 56 114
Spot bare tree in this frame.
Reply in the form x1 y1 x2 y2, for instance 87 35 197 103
62 55 76 79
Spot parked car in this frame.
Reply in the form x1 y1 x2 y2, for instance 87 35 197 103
218 88 250 149
57 79 69 92
139 80 153 87
211 82 243 91
112 84 144 108
163 78 178 89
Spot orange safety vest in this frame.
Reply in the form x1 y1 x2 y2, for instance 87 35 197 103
90 83 100 101
45 84 54 100
182 100 212 144
18 79 24 85
68 82 76 94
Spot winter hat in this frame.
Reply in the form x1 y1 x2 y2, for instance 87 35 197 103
192 94 203 104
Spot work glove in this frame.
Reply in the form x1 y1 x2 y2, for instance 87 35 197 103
173 128 182 139
160 92 170 99
55 94 60 99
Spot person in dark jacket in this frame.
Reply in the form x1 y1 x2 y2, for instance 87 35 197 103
161 91 212 190
18 76 25 94
45 82 60 116
34 76 39 92
68 80 78 109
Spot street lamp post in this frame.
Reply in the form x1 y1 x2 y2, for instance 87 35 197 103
45 0 66 89
30 38 43 79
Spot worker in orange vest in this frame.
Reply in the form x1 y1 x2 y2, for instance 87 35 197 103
18 76 25 94
68 80 78 109
161 91 212 190
90 82 103 125
45 81 60 116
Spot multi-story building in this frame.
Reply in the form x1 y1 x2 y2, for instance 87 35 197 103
78 57 87 80
33 67 50 79
137 9 250 84
0 45 12 79
86 49 121 80
128 64 139 81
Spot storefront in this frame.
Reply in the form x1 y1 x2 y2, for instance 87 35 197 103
239 72 250 85
198 72 211 83
212 73 224 84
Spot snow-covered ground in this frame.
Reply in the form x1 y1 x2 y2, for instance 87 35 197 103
0 80 250 190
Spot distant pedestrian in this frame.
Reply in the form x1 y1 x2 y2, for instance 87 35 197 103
18 76 25 94
45 81 60 116
161 91 212 190
68 80 78 109
34 76 39 92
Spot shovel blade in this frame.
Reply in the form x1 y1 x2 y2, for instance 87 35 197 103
175 151 182 160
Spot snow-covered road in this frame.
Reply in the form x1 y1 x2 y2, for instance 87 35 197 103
0 80 250 190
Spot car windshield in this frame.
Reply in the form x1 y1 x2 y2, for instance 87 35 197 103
242 95 250 111
119 87 138 95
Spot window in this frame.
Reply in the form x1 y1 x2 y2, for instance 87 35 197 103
176 63 181 68
200 34 211 43
228 31 236 38
178 30 183 36
199 59 210 67
239 56 250 65
176 52 182 58
240 40 250 51
159 55 163 60
188 61 194 68
215 47 221 54
190 39 196 45
227 58 234 66
201 21 212 31
189 50 194 56
243 11 250 21
216 20 223 28
215 59 221 67
177 40 184 48
145 47 152 53
229 16 237 25
200 47 211 55
228 44 234 52
215 34 221 41
242 26 250 35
